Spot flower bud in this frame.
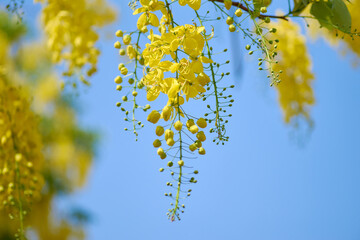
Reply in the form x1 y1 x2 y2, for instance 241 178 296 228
147 110 160 124
160 152 167 159
229 24 236 32
235 8 243 17
123 34 131 45
153 139 161 147
157 147 164 155
165 129 174 140
161 105 172 121
166 138 175 146
120 67 128 75
114 76 122 84
189 144 197 152
15 153 22 162
226 17 234 25
119 49 126 55
189 125 199 134
174 121 183 131
196 131 206 142
115 30 123 37
195 140 202 148
114 41 121 49
178 160 184 167
156 126 164 136
196 118 207 128
186 119 195 128
198 147 206 155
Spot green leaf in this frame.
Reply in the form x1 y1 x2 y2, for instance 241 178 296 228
292 0 310 16
331 0 352 33
310 0 351 33
252 0 272 18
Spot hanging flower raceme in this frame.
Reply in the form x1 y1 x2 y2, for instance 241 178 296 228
112 0 237 221
36 0 116 81
268 19 315 124
0 76 44 221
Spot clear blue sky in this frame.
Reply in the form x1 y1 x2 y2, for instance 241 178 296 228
20 1 360 240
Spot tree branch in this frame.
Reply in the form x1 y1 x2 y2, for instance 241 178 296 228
209 0 289 21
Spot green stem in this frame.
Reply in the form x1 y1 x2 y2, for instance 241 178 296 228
165 0 184 220
195 11 222 133
15 161 25 240
132 32 142 140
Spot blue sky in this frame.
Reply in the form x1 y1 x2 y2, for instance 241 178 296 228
19 1 360 239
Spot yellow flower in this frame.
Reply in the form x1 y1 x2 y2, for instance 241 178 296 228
38 0 115 78
136 12 160 30
127 45 137 59
179 0 201 10
269 19 314 124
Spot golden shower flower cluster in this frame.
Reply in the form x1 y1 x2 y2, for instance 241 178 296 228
113 0 246 221
36 0 116 83
0 17 97 239
268 19 315 124
0 76 44 225
113 0 358 221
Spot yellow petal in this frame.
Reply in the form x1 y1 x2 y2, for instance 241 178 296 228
170 39 180 51
167 82 181 98
200 56 213 64
140 0 150 6
137 13 147 30
192 60 203 73
169 63 180 73
133 7 146 15
149 13 160 27
179 0 187 6
224 0 232 10
147 87 160 101
189 0 201 10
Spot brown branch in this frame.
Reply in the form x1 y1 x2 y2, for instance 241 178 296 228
209 0 289 21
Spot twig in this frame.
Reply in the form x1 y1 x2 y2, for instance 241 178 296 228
208 0 289 21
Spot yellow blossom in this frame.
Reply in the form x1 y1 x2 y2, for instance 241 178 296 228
178 0 201 10
269 19 315 124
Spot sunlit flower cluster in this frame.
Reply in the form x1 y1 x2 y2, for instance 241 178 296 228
269 19 315 124
0 76 44 219
36 0 116 81
0 19 96 239
114 0 241 221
